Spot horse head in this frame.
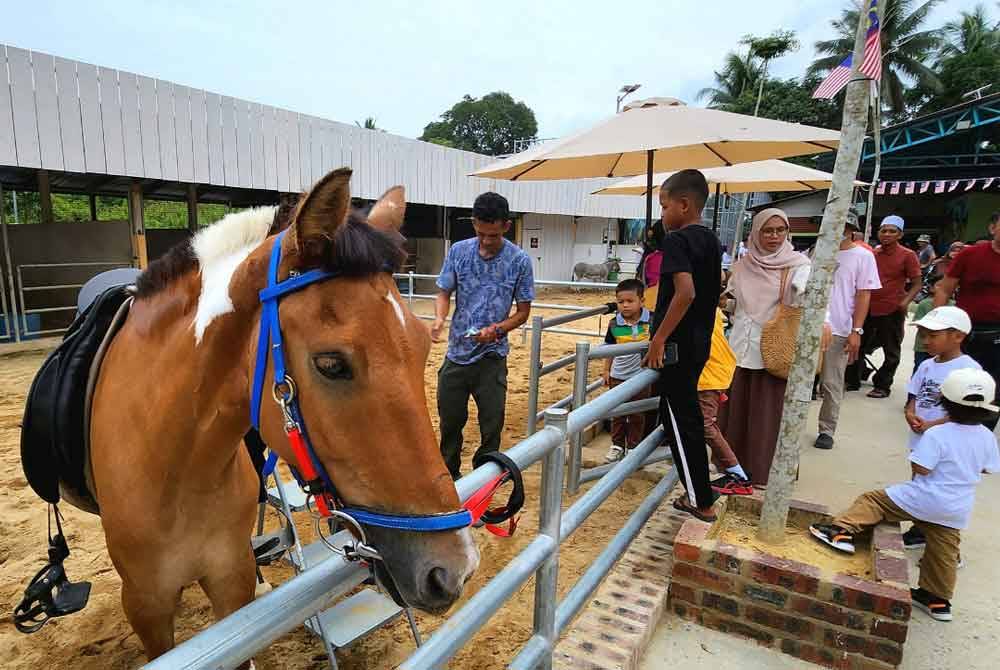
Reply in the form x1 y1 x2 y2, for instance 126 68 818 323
250 169 478 613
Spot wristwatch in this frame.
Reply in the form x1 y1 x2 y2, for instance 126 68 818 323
852 327 864 335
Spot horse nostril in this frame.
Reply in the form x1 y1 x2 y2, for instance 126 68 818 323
426 566 452 603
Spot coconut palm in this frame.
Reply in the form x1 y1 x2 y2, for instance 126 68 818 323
938 3 998 61
808 0 943 115
696 51 761 110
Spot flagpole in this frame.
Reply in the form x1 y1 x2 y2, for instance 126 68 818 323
864 79 882 242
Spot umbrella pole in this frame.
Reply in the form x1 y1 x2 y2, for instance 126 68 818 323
711 183 721 232
644 150 654 230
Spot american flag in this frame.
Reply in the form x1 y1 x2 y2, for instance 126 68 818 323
813 0 882 99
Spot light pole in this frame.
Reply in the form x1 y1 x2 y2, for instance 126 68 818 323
616 84 641 113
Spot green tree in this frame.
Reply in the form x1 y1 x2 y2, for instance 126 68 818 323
356 117 379 130
938 3 998 59
697 51 761 109
728 77 843 130
744 31 800 115
419 92 538 156
808 0 943 117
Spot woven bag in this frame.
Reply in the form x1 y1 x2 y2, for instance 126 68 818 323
760 268 817 380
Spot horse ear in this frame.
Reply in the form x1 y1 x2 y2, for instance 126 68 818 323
290 168 352 264
367 186 406 232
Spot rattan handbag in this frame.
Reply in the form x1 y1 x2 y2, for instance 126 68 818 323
760 268 816 380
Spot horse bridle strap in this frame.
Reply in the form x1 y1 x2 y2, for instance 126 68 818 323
249 229 472 532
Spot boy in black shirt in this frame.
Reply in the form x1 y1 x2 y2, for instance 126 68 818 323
642 169 722 521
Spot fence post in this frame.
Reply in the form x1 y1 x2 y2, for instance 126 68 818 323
0 182 21 343
407 271 414 307
534 408 567 670
566 341 591 495
526 315 544 435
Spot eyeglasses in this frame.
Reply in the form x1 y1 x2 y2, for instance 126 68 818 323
760 227 788 237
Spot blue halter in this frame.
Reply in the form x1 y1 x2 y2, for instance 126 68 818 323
250 230 471 532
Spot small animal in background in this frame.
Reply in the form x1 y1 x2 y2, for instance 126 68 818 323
572 259 620 282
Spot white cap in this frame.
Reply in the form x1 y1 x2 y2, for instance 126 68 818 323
880 215 905 230
941 368 999 412
913 306 972 334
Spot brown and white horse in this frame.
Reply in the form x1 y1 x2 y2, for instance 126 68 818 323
88 168 478 660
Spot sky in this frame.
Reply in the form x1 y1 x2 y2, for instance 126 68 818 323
0 0 984 142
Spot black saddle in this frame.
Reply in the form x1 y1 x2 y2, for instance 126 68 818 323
20 282 134 512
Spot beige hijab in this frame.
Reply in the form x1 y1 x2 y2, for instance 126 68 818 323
730 208 810 325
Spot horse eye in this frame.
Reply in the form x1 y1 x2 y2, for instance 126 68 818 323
313 353 352 381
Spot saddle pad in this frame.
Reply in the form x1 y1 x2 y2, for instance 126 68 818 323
21 285 134 512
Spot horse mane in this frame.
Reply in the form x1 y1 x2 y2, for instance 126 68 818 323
134 202 406 299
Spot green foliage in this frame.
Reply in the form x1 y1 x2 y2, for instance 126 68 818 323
726 77 843 130
809 0 944 116
356 117 379 130
419 92 538 156
743 30 799 61
697 51 761 108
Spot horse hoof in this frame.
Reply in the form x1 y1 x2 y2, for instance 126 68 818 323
254 580 273 598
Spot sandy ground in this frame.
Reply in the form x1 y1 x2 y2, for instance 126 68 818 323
0 287 658 670
641 326 1000 670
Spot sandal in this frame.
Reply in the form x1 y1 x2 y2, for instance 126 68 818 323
867 388 890 399
672 496 717 522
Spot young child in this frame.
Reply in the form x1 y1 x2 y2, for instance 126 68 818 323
903 305 981 548
602 279 652 462
911 275 953 374
698 306 752 494
643 169 722 521
811 367 1000 621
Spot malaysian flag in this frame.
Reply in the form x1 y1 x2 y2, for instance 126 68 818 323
964 179 977 191
948 180 960 192
919 182 930 194
876 182 886 195
890 182 900 195
813 0 882 99
934 181 945 194
905 182 915 194
984 178 996 189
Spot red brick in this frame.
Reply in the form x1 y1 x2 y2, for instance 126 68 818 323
742 582 789 608
701 591 741 617
744 604 815 640
830 574 911 620
674 518 712 545
822 627 868 654
864 639 904 666
872 523 904 552
746 551 821 595
672 562 735 593
779 639 852 669
672 600 701 621
669 582 697 605
590 598 652 625
674 540 702 564
708 544 744 574
874 552 909 586
790 595 848 626
563 636 631 665
870 617 908 644
699 610 775 647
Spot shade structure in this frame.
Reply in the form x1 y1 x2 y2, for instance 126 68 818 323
471 100 841 182
590 160 861 196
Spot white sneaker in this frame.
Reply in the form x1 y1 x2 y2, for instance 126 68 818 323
604 445 625 463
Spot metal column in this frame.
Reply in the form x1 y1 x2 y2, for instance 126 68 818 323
532 408 567 670
525 315 544 435
0 182 21 342
566 341 591 495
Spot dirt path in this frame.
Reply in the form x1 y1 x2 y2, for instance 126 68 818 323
0 288 657 670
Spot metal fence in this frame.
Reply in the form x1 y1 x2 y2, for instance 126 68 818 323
143 362 675 670
15 261 130 338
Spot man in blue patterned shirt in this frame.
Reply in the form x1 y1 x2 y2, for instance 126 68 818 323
431 192 535 479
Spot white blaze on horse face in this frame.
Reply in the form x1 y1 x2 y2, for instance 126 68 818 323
385 291 407 328
191 207 275 344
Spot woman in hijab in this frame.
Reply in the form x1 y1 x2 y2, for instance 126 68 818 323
718 208 811 486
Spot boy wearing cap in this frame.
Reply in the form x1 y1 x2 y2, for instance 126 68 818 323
846 215 922 398
917 234 937 269
811 367 1000 622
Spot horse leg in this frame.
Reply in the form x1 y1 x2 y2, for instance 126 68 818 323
198 542 257 668
121 578 182 660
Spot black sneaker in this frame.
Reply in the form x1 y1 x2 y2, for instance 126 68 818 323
903 526 926 549
809 523 855 554
911 588 952 622
814 434 835 450
710 473 753 495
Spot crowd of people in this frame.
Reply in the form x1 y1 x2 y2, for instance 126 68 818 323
431 180 1000 621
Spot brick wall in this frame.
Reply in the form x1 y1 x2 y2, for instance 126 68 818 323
669 496 911 670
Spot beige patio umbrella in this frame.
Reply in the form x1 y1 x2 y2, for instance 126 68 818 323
591 158 865 232
472 98 841 228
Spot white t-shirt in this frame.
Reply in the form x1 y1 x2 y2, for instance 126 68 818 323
906 355 982 448
827 245 881 337
886 422 1000 529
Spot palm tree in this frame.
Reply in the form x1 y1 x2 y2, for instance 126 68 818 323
356 117 379 130
938 3 998 61
808 0 943 115
697 51 761 109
